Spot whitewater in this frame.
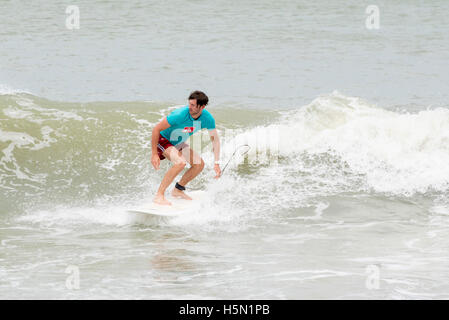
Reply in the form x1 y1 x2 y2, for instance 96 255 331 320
1 89 449 299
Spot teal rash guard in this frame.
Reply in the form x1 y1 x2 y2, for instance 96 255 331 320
160 106 216 146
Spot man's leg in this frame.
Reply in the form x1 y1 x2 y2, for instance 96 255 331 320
153 146 187 205
171 146 205 200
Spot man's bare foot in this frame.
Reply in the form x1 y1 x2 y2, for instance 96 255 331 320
171 188 192 200
153 194 172 206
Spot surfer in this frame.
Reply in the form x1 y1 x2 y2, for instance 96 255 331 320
150 91 221 205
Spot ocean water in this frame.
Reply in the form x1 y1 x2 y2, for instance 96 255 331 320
1 0 449 299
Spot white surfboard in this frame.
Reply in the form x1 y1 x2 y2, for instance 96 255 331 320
127 190 206 216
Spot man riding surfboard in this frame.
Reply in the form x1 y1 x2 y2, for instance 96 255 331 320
150 91 221 205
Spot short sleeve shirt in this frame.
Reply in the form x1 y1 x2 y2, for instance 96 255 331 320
160 106 216 146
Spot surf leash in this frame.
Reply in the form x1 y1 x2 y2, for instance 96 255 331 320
221 144 250 176
186 144 250 191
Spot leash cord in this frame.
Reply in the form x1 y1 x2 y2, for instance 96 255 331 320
187 144 250 191
220 144 250 176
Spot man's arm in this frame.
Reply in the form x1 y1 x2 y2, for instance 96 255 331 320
208 129 221 178
151 117 171 170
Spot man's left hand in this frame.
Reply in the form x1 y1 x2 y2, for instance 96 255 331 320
214 164 221 179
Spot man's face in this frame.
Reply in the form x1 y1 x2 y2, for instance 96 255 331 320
188 99 204 116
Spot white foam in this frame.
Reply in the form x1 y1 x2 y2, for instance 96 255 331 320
220 91 449 196
0 84 31 95
17 205 135 228
0 126 55 183
14 180 249 231
0 129 42 181
99 158 122 171
2 106 33 119
16 96 84 121
167 179 250 232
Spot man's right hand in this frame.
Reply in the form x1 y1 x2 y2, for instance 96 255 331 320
151 117 171 171
151 153 160 170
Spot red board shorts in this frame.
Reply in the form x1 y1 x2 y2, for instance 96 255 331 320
157 135 189 160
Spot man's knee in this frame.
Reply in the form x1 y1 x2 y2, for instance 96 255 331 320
173 158 187 169
193 159 205 171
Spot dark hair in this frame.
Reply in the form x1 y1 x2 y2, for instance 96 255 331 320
188 90 209 107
